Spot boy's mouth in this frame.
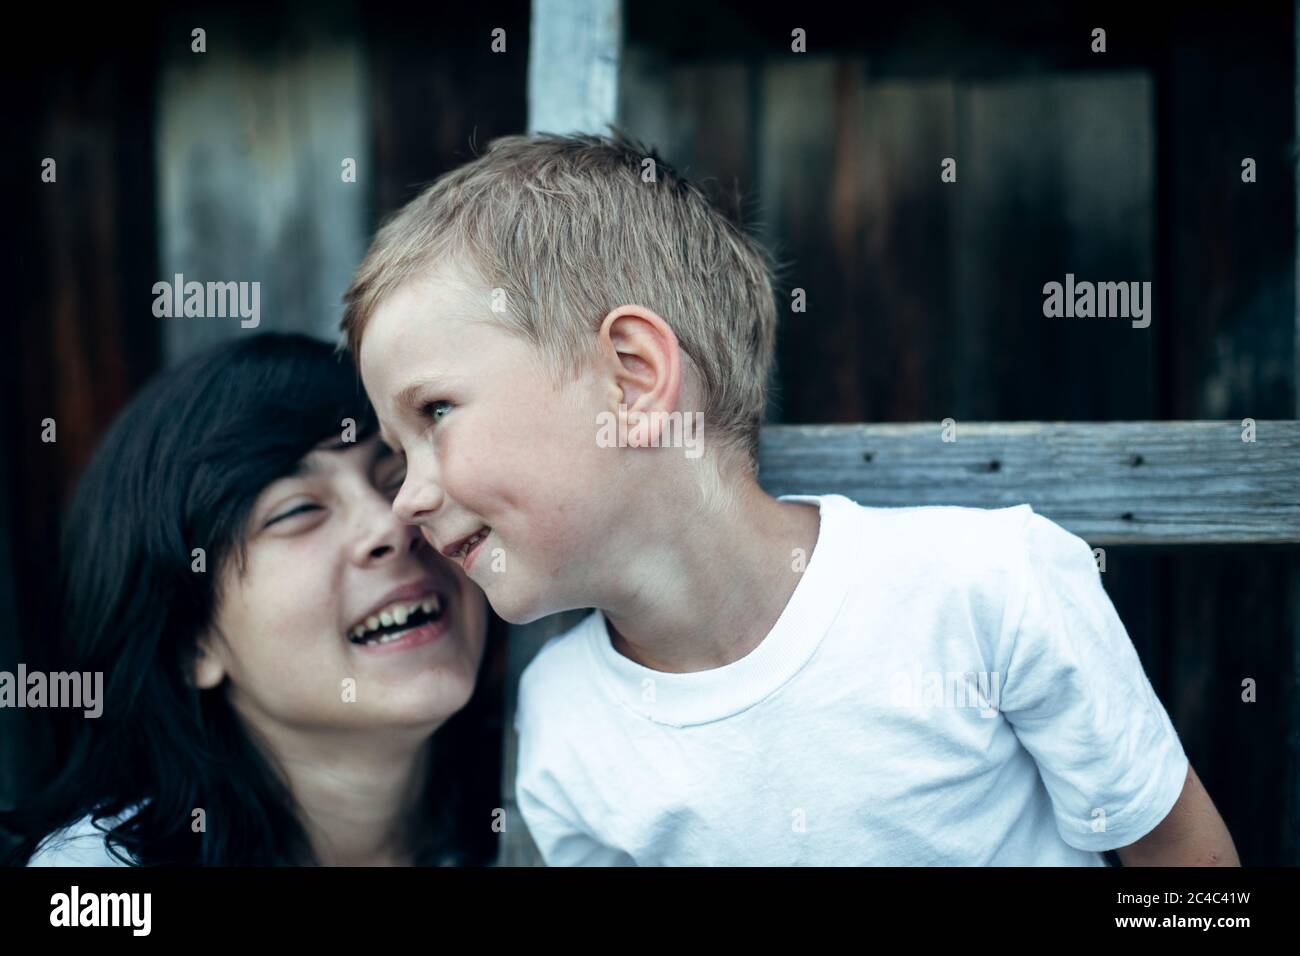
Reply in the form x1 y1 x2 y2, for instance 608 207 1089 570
441 526 491 563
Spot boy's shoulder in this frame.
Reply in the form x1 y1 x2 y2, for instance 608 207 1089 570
854 498 1033 541
840 498 1044 578
515 612 605 720
845 501 1102 650
819 498 1099 630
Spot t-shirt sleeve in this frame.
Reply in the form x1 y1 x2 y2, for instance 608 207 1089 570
512 670 634 867
514 775 633 867
995 509 1189 853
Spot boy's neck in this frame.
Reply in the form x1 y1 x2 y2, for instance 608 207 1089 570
603 481 821 673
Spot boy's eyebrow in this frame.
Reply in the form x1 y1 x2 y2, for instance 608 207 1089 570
395 377 443 410
378 376 447 450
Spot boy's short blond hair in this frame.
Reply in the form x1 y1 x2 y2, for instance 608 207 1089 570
341 131 777 467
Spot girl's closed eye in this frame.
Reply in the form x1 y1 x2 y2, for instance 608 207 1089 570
376 463 407 499
264 501 322 529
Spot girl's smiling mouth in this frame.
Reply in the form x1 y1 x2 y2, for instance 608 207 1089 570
347 584 451 652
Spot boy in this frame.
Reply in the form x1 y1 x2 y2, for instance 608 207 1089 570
341 133 1238 866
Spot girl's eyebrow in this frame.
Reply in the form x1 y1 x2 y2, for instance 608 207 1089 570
288 455 321 477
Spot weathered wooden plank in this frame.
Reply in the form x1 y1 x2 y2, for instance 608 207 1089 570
368 4 529 214
618 51 752 223
5 53 161 810
756 57 845 424
1291 0 1300 868
957 73 1155 420
758 421 1300 544
156 10 369 362
851 76 957 421
501 0 625 867
527 0 621 136
1151 9 1296 866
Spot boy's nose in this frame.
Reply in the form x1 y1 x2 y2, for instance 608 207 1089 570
392 471 443 525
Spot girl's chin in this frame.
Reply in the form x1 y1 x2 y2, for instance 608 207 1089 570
346 668 476 721
337 697 464 735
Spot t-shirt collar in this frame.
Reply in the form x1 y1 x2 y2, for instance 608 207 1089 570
582 494 860 726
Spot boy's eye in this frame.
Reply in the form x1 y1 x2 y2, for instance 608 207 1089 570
424 400 453 423
265 503 321 527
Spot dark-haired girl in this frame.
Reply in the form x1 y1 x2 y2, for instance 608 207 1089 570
3 333 496 865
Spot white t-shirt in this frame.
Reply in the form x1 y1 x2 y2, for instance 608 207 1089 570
27 805 143 867
513 494 1189 865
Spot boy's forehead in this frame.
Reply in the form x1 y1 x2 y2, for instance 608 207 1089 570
363 284 474 385
365 264 493 358
400 258 492 316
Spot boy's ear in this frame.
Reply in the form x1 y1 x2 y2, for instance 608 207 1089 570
597 305 682 448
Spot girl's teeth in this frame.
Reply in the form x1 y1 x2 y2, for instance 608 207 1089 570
353 594 444 643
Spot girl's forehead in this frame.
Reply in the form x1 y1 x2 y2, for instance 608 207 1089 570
275 435 387 484
307 433 386 464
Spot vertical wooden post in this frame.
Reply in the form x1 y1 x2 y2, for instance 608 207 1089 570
1291 0 1300 867
497 0 623 866
527 0 622 136
156 8 369 364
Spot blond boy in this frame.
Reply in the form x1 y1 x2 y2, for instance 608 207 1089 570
341 133 1236 866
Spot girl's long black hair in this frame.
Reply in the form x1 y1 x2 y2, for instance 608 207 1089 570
0 333 501 865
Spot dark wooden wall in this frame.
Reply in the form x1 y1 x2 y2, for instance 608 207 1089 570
6 0 1296 866
3 2 529 857
4 5 163 800
620 0 1297 864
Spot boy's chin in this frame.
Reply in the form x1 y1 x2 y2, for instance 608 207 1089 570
492 601 555 627
481 578 569 627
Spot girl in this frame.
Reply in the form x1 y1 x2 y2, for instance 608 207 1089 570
2 334 500 865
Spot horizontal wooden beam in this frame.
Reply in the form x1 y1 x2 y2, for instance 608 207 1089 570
757 421 1300 545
